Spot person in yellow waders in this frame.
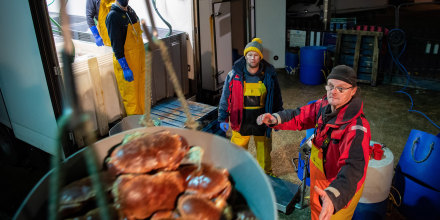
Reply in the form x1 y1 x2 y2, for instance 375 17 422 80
86 0 112 47
218 38 284 176
258 65 371 219
106 0 145 115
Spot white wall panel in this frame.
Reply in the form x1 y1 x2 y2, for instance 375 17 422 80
0 2 58 155
255 0 286 69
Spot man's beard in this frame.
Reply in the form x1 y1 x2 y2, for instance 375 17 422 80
247 62 259 69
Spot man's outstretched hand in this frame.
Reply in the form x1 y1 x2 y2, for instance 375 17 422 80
256 113 277 126
314 186 335 220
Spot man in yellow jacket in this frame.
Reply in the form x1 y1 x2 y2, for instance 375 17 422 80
86 0 113 46
106 0 145 115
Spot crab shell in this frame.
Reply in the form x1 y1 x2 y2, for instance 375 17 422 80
177 194 222 220
106 130 189 175
58 171 115 218
112 171 185 219
178 163 232 200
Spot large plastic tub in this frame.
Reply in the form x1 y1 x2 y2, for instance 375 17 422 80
14 127 277 220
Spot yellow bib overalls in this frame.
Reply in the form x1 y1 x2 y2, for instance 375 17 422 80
97 0 113 46
112 21 146 115
231 81 273 173
310 142 364 219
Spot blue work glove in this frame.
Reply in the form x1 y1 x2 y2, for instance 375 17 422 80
117 57 134 82
219 122 229 132
90 26 104 46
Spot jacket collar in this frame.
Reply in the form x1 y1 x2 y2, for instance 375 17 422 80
111 4 133 14
232 56 275 78
322 94 364 126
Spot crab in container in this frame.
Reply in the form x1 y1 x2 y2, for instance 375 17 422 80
150 163 233 220
57 171 116 219
107 130 234 219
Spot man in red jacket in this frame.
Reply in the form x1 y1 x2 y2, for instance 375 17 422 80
258 65 371 220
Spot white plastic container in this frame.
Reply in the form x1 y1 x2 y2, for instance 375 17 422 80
57 39 124 135
14 127 277 220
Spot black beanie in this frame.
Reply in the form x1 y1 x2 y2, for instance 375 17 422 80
327 65 357 87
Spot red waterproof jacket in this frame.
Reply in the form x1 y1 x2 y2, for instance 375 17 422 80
273 95 371 212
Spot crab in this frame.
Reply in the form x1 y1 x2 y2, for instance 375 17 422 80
148 163 232 220
178 163 232 201
106 130 234 219
106 130 189 175
112 171 185 219
58 171 115 218
177 194 224 220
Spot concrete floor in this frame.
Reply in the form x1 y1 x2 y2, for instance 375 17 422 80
1 70 439 220
239 70 440 219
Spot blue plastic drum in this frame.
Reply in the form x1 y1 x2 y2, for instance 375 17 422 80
297 137 310 186
299 46 327 85
397 129 440 191
285 52 299 74
391 129 440 219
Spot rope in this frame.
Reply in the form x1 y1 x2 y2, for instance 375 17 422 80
141 49 155 127
140 0 198 130
156 39 199 130
389 186 402 207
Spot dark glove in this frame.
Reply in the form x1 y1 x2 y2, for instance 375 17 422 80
117 57 134 82
90 26 104 47
219 122 229 132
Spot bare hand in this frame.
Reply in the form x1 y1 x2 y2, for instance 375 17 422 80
314 186 335 220
256 113 277 125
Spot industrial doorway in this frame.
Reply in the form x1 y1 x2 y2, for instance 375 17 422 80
212 1 233 86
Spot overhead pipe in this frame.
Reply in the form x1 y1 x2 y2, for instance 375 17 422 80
323 0 330 30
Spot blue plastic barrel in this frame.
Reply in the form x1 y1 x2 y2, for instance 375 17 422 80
285 52 299 73
297 100 316 186
300 46 327 66
353 199 388 220
298 137 310 186
397 129 440 191
299 46 327 85
390 129 440 219
393 167 440 219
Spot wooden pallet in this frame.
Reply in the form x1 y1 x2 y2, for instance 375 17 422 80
149 99 218 128
334 30 383 86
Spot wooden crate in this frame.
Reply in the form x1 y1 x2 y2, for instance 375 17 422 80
334 30 383 86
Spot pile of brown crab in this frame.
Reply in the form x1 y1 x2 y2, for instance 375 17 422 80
58 130 256 220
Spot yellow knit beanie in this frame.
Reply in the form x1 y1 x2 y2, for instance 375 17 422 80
243 38 263 59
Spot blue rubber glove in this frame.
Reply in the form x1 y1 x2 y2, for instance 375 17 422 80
219 122 229 132
117 57 134 82
90 26 104 46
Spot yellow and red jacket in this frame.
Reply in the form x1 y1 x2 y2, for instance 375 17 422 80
273 95 371 212
218 57 283 137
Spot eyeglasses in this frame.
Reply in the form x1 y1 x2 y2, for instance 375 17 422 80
325 85 353 93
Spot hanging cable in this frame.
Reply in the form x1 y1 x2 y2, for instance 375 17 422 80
152 0 172 37
48 0 76 60
47 0 55 6
387 29 440 130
